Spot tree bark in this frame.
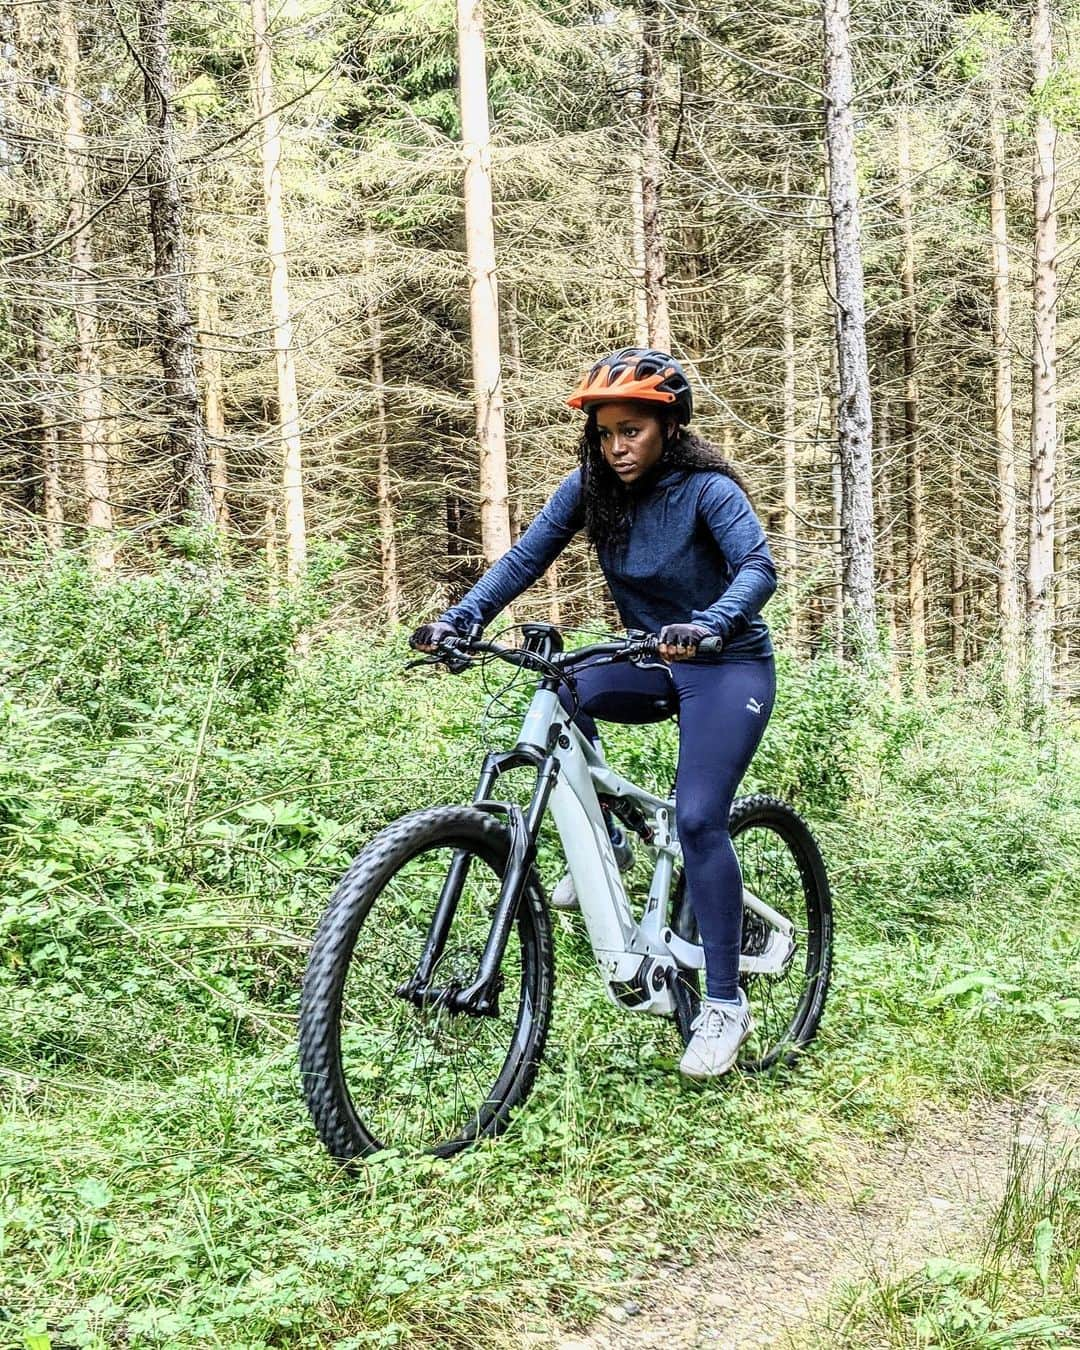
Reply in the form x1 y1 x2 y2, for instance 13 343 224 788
830 382 844 642
194 254 230 530
897 109 926 693
631 154 650 347
823 0 876 662
1029 0 1057 704
251 0 307 583
10 6 63 550
990 98 1020 695
546 560 562 626
136 0 213 528
950 431 965 666
1053 487 1069 678
875 391 901 696
781 160 798 643
59 0 114 570
456 0 513 567
365 236 400 624
640 0 672 353
719 296 736 458
187 107 230 533
34 313 64 552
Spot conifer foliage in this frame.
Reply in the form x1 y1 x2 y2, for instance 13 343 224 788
0 0 1076 700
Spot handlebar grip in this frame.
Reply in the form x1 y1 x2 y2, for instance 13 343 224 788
697 635 723 656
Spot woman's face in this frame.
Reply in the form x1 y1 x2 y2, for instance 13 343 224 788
594 401 674 484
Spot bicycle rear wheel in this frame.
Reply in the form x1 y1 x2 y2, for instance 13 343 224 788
671 792 832 1071
299 805 554 1161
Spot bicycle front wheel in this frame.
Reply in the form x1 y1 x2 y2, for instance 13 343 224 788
671 792 832 1071
299 806 554 1161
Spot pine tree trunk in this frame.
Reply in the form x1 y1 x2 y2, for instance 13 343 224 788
194 257 230 530
990 99 1020 695
456 0 512 568
365 237 400 625
11 7 63 550
875 388 901 695
1029 0 1057 704
251 0 307 584
720 297 736 458
501 284 522 379
831 437 844 644
781 160 798 642
546 560 562 626
631 155 649 347
950 435 965 666
264 493 279 590
640 0 671 353
823 0 876 662
1053 488 1069 679
187 106 230 534
897 110 927 693
59 0 113 570
675 18 706 360
34 315 64 552
136 0 213 528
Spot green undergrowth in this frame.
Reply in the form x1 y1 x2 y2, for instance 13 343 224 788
1 560 1078 1348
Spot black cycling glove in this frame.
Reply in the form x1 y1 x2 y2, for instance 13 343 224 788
658 622 716 655
409 620 460 652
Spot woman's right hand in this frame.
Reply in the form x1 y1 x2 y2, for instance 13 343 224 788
408 620 460 653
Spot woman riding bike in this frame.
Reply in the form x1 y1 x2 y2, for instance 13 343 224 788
411 346 777 1079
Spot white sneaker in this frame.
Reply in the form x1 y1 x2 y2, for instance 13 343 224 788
679 990 754 1079
550 827 634 911
550 873 580 911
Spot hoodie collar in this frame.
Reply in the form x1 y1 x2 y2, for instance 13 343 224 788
625 459 684 496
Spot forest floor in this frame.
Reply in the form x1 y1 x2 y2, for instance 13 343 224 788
535 1069 1080 1350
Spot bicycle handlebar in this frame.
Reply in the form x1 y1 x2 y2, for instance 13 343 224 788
416 630 722 678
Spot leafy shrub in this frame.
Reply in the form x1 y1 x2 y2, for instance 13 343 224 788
0 555 325 736
748 648 870 817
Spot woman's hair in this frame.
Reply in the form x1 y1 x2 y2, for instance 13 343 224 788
576 406 754 552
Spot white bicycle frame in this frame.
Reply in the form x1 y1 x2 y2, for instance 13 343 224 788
517 683 796 1016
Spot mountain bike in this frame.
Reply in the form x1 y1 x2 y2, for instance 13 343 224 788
299 623 832 1163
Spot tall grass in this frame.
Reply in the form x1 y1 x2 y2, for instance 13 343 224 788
1 561 1077 1349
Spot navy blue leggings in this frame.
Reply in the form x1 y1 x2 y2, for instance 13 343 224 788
559 655 776 1000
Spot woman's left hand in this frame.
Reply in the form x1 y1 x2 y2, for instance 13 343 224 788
658 623 713 662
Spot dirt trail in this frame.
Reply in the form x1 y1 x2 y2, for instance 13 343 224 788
541 1074 1077 1350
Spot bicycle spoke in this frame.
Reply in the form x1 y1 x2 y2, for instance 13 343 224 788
329 836 535 1152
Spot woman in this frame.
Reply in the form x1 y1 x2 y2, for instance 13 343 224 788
410 347 777 1078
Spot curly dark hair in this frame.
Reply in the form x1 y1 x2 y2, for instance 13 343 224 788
576 406 754 553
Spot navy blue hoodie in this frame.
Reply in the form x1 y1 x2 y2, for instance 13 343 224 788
440 464 777 661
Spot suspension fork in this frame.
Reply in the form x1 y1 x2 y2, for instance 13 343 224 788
396 747 559 1017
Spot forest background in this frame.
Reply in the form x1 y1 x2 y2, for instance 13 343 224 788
1 0 1078 696
0 0 1078 1348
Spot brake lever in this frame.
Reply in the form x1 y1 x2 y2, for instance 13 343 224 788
440 650 473 674
405 650 474 674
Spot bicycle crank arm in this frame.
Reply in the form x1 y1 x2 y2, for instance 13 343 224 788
662 918 796 977
742 887 795 938
740 929 796 975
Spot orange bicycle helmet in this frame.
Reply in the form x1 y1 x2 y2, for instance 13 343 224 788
566 346 693 424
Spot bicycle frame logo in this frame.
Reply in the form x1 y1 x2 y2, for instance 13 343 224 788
397 625 795 1022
